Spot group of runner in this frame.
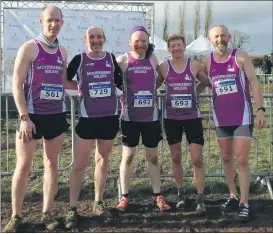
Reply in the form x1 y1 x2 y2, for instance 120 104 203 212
3 6 265 232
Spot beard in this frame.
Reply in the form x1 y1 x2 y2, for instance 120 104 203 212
215 42 228 52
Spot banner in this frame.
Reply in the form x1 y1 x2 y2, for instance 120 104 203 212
3 8 146 91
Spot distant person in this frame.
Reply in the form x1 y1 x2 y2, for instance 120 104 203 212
262 55 272 74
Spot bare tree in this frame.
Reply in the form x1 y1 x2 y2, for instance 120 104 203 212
193 1 201 39
179 2 186 37
204 1 213 38
162 1 169 42
229 29 251 51
186 33 194 45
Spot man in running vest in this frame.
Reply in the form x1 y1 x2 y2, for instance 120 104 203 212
203 25 265 222
157 34 211 214
64 26 123 228
115 26 171 212
3 6 69 232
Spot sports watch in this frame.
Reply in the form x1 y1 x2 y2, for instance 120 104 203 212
257 107 266 112
20 114 29 121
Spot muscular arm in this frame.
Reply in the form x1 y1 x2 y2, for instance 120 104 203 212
196 57 211 94
65 53 79 90
157 62 168 89
12 41 36 116
239 51 263 108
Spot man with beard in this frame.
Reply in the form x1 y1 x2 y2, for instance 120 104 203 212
3 6 69 232
115 26 171 212
202 25 265 222
63 26 123 228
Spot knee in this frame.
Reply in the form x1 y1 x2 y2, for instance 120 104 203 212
146 153 158 165
192 157 203 168
44 158 58 172
15 162 32 178
95 156 108 168
236 155 249 168
171 152 181 165
222 152 233 163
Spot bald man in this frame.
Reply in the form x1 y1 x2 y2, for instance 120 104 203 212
3 6 68 232
64 26 123 229
201 25 264 222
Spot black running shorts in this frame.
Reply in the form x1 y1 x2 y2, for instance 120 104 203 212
164 118 204 146
76 115 119 140
16 112 69 140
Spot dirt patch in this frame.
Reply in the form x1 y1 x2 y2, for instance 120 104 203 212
1 186 273 233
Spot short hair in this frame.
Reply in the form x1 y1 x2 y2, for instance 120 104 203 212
41 6 63 20
209 24 229 37
85 27 106 39
167 34 186 48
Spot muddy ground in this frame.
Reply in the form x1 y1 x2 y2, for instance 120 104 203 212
1 179 273 233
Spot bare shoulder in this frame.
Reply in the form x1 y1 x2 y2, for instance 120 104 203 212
159 60 168 71
17 40 38 61
59 45 68 61
116 53 127 64
236 50 251 69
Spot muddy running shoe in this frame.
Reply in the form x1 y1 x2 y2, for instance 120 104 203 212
64 209 78 229
41 212 59 231
3 215 22 233
155 195 171 212
93 201 113 218
235 204 250 222
196 193 206 215
220 197 239 212
116 197 129 212
176 196 187 209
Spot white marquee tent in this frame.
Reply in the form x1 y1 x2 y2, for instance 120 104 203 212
185 35 214 57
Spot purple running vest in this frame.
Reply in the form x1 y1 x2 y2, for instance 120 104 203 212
121 53 158 122
24 40 65 114
209 49 253 127
78 52 118 118
164 58 200 120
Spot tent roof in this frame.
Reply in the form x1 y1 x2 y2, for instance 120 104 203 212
185 35 214 56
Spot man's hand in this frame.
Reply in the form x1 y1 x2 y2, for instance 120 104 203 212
18 120 36 143
256 110 265 129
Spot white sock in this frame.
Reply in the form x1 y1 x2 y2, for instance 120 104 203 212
230 194 238 200
243 203 249 208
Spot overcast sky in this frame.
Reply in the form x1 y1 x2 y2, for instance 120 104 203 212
150 1 272 55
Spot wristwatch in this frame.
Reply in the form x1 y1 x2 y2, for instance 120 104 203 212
257 107 266 112
20 114 29 121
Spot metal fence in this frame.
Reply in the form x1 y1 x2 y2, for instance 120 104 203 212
1 91 273 199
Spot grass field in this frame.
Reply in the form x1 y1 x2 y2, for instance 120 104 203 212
1 94 273 232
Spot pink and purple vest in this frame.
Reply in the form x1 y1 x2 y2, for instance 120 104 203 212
209 49 253 127
24 40 65 114
77 52 118 118
121 53 158 122
164 58 200 120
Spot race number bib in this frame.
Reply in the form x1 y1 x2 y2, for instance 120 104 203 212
215 79 238 96
134 91 153 107
171 94 192 108
40 83 63 100
89 82 111 98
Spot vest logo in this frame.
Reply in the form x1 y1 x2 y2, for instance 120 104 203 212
106 61 111 68
185 74 192 81
227 65 235 72
57 56 63 64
